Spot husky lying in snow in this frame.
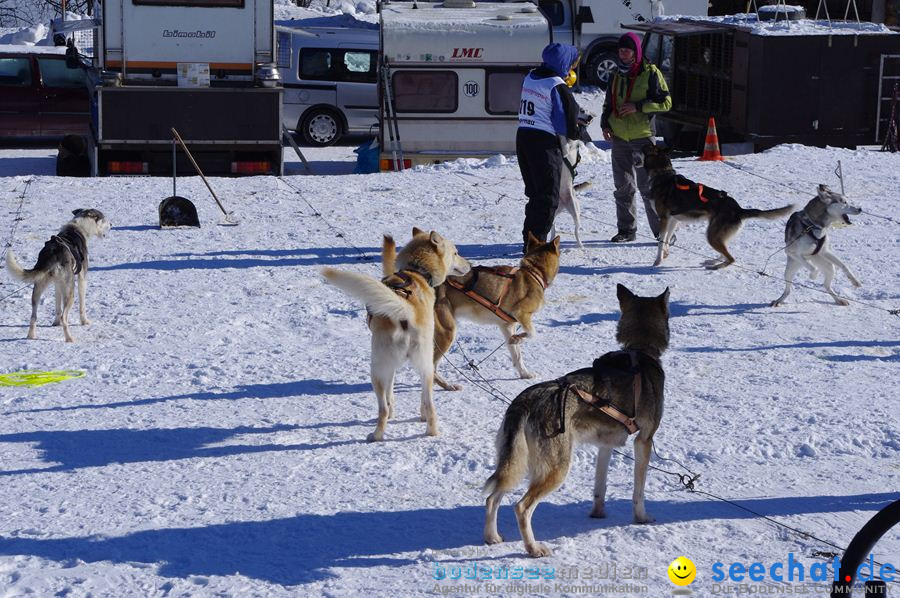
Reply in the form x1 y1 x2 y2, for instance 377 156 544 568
484 284 669 557
771 184 862 307
322 228 470 441
5 209 110 342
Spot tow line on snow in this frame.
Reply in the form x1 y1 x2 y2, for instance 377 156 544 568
0 179 33 305
277 176 373 263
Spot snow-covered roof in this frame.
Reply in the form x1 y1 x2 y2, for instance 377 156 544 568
0 44 67 55
381 1 550 65
652 14 898 35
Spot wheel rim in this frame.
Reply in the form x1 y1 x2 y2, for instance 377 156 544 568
595 57 618 85
308 113 338 144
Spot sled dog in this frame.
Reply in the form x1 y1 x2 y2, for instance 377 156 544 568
771 184 862 307
551 139 591 249
5 209 110 342
484 284 669 557
323 228 470 441
642 144 793 269
384 232 561 390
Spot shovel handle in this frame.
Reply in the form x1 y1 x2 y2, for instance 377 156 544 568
171 127 229 217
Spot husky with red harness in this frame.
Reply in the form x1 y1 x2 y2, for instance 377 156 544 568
383 232 560 391
642 144 794 269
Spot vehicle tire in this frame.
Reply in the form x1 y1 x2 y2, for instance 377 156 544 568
585 50 619 90
300 108 342 146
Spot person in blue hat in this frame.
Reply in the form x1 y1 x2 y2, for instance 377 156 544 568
517 42 581 253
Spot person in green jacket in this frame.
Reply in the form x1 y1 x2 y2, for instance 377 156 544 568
601 32 672 243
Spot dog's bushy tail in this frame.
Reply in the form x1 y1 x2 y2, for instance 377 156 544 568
483 401 529 496
322 267 413 323
5 251 39 282
382 235 396 278
740 204 794 220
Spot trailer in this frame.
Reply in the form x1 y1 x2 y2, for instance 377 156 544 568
85 0 283 176
627 17 900 151
378 0 552 170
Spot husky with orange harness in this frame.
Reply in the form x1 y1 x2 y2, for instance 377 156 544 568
642 144 793 269
383 232 560 391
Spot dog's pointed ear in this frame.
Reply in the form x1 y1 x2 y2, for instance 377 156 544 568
525 231 541 252
412 226 425 237
616 283 634 305
72 209 83 217
551 236 561 252
429 230 444 246
658 286 670 303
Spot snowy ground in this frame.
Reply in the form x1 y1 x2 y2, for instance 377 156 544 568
0 140 898 597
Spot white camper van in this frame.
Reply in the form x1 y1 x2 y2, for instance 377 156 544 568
379 0 552 170
276 25 379 146
85 0 282 175
535 0 708 87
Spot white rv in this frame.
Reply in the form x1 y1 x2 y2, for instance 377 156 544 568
535 0 708 87
276 25 379 146
85 0 282 175
379 0 552 169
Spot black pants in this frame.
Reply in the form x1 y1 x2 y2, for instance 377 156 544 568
517 128 562 250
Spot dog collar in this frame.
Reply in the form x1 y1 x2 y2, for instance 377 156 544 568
400 263 434 287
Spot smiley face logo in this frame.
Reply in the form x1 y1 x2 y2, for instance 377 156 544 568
668 556 696 586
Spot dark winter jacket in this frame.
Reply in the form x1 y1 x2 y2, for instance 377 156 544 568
522 43 580 140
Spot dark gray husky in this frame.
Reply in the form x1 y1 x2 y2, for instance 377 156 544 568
483 284 669 557
5 209 110 342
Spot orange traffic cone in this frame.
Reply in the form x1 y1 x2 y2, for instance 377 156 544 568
699 117 724 161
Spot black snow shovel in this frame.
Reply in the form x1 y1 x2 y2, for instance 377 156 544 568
159 135 201 228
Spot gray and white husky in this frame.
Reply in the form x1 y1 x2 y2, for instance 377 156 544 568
771 185 862 307
5 209 111 342
551 138 590 249
483 284 669 557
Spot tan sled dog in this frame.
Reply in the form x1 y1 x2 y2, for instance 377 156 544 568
323 228 470 441
5 209 111 342
484 284 669 557
383 232 560 390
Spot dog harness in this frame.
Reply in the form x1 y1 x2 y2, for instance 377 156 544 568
445 265 547 325
366 266 434 326
673 174 723 204
48 228 86 274
556 350 645 435
795 211 827 255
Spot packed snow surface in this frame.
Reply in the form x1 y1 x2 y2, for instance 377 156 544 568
0 140 898 596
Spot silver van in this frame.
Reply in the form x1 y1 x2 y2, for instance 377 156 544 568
276 25 379 146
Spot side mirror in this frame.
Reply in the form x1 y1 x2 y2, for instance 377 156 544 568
65 43 80 69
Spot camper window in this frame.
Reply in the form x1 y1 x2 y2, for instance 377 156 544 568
133 0 243 7
486 71 528 115
343 51 376 83
0 58 32 86
299 49 377 84
392 71 457 113
300 49 333 79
